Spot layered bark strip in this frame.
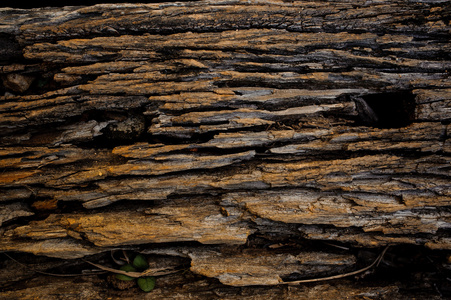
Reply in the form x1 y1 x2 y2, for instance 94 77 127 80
0 0 450 288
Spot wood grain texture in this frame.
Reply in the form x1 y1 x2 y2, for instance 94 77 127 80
0 0 450 297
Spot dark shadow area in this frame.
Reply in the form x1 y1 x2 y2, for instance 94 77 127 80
354 91 416 128
1 242 450 298
1 0 200 9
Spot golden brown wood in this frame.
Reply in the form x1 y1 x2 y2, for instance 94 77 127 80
0 1 450 298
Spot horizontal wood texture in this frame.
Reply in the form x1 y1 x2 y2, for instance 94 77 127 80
0 0 450 297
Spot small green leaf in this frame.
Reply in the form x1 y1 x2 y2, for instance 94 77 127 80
115 264 136 281
137 276 155 292
132 254 149 270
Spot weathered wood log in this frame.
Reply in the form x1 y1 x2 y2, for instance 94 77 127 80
0 0 450 298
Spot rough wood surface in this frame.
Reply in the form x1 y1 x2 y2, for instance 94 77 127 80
0 0 450 298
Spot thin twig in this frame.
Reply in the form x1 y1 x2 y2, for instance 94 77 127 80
322 241 350 251
3 253 106 277
283 246 389 285
122 249 130 264
83 260 180 277
110 250 126 266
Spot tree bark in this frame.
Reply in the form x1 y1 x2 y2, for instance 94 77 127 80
0 1 450 298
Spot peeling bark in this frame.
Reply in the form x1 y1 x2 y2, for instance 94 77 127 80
0 0 450 298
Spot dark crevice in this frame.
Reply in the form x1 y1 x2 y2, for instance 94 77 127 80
215 78 387 90
0 35 22 63
156 104 241 116
1 0 202 9
352 91 416 129
264 146 445 160
55 200 88 214
85 200 160 214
